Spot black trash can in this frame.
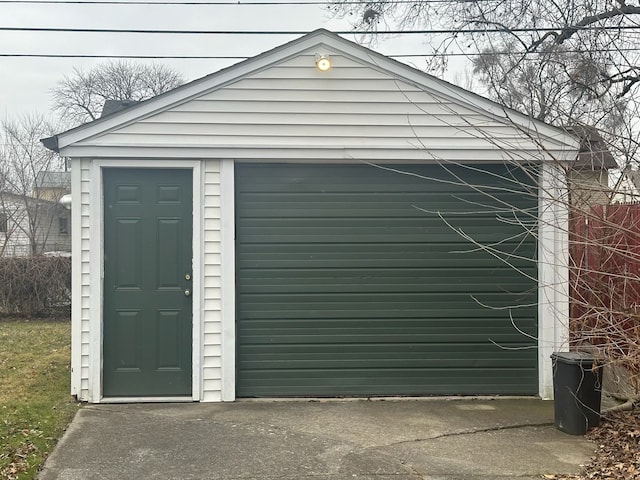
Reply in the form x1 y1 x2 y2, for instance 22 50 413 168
551 352 603 435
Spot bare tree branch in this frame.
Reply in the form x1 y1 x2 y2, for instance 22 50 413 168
553 5 640 44
0 115 66 256
52 60 184 126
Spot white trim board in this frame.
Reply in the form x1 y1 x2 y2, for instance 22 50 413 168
219 159 236 402
58 146 577 163
70 158 82 397
537 161 570 400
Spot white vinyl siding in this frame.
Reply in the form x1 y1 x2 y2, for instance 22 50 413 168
0 198 31 257
202 159 223 401
35 207 71 253
0 196 69 256
75 158 91 400
64 50 574 163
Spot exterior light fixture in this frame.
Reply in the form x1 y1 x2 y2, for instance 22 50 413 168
59 193 72 209
315 54 332 72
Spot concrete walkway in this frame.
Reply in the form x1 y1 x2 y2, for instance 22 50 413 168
39 398 594 480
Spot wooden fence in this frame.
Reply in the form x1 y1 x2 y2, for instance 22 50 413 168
569 204 640 355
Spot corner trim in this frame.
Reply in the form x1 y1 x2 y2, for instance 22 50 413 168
70 159 82 397
219 159 236 401
538 161 570 399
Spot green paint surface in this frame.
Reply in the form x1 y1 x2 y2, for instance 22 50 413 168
103 169 193 397
236 163 538 397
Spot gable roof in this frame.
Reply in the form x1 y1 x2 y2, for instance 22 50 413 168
43 29 579 160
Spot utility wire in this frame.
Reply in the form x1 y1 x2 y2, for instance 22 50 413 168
2 48 640 58
0 54 249 58
2 25 640 34
0 0 495 4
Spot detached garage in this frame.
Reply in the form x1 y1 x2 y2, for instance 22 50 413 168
43 29 577 403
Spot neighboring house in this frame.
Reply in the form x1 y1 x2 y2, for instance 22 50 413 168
34 171 71 202
43 29 579 404
0 192 31 256
0 191 71 256
613 167 640 203
565 125 617 208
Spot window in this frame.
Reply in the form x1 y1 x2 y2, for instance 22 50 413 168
59 216 69 235
0 212 7 233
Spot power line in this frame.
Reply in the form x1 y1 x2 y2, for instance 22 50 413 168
3 25 640 34
0 0 493 4
2 48 640 58
0 53 249 58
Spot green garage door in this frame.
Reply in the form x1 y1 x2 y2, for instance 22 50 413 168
236 163 538 397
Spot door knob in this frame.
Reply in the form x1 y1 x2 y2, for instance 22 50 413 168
184 289 191 297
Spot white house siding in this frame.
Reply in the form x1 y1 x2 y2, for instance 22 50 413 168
0 197 31 256
74 158 91 401
36 206 71 253
0 197 70 257
202 159 223 402
568 169 611 208
66 49 574 163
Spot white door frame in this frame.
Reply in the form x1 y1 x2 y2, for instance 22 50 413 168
88 159 203 403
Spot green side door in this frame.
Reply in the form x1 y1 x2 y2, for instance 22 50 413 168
236 163 538 397
103 168 193 397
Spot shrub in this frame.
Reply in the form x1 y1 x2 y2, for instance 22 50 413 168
0 256 71 317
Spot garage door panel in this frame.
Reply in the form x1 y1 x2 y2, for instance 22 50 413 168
237 222 533 243
237 268 536 294
238 233 529 244
238 369 538 383
238 344 536 369
238 317 537 335
237 369 538 397
238 356 537 371
237 243 535 269
237 165 535 194
238 293 537 311
236 163 538 396
236 196 536 217
239 307 534 323
237 330 536 345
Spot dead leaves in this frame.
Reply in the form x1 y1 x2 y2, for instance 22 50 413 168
552 410 640 480
0 438 39 480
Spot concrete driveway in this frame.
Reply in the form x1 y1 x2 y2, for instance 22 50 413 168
38 398 593 480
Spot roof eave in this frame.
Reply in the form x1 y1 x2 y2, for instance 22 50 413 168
41 135 59 153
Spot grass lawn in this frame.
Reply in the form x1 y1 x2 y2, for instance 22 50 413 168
0 320 79 480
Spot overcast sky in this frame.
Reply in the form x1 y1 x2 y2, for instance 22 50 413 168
0 1 468 123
